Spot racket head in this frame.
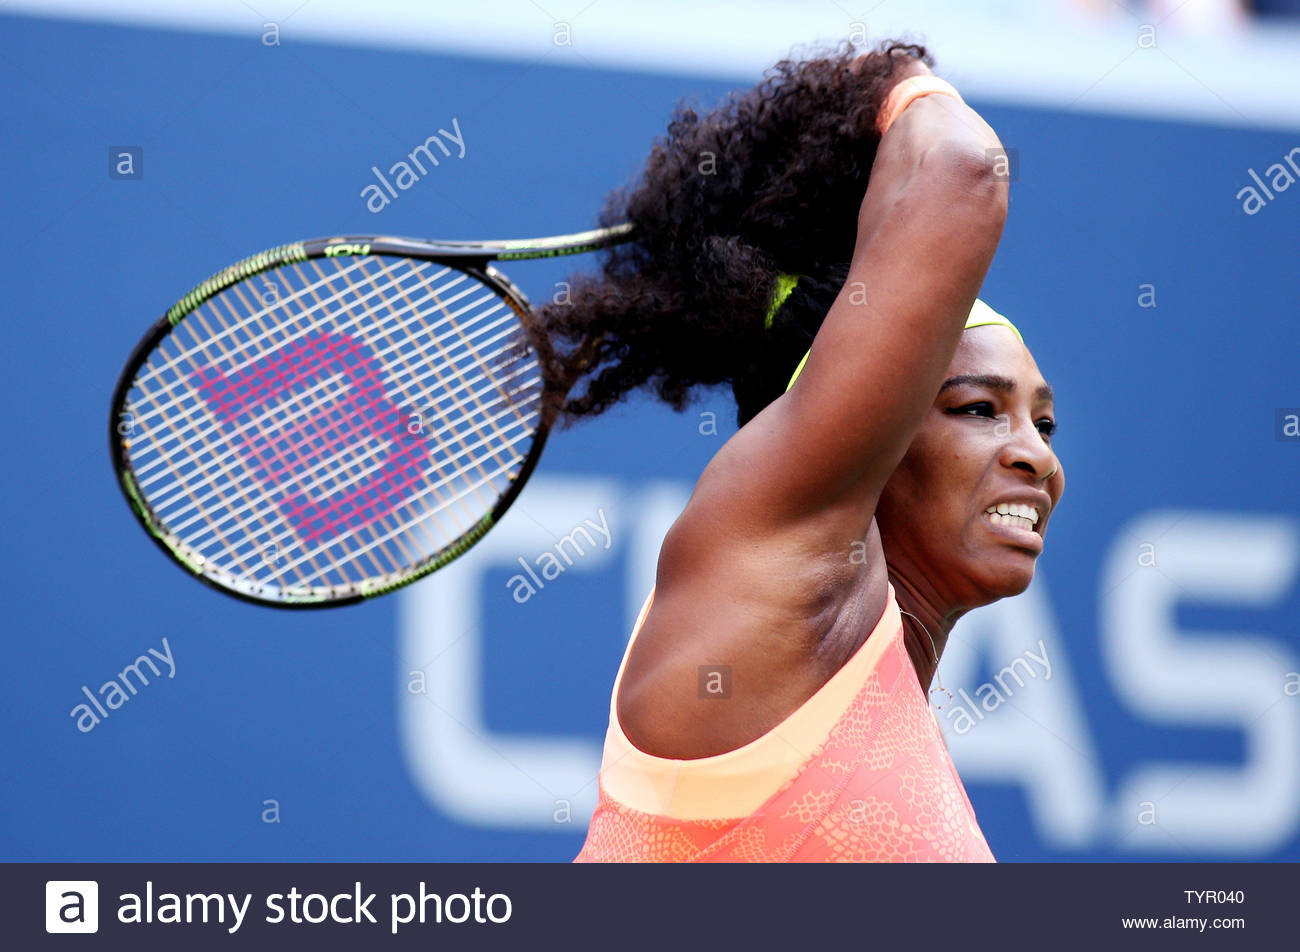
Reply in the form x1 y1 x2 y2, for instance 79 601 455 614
110 238 556 608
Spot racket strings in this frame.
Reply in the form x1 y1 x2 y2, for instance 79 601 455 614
131 291 520 488
281 261 453 578
143 268 397 586
274 257 536 580
190 282 345 585
138 310 536 557
141 260 522 587
368 256 520 511
217 278 395 582
124 255 543 598
324 256 498 527
269 258 528 571
144 339 537 536
131 262 462 427
182 384 538 570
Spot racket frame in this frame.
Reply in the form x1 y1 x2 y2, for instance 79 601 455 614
109 224 633 608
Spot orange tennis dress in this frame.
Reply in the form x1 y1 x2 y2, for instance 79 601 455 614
574 582 995 862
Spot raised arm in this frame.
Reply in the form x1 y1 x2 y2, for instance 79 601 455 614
616 58 1012 762
690 68 1009 540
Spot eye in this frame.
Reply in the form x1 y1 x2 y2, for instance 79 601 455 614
949 403 1057 440
950 401 995 417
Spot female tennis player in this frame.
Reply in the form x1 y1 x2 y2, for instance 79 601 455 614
547 41 1064 862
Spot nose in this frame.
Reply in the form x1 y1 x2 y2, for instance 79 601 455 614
1000 413 1058 482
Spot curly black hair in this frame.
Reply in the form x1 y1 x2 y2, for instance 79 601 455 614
536 39 933 428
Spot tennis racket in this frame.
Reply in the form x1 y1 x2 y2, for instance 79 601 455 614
109 223 633 608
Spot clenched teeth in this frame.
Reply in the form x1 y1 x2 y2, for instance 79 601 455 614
986 512 1036 531
984 502 1040 532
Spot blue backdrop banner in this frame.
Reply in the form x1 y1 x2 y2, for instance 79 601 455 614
1 12 1297 862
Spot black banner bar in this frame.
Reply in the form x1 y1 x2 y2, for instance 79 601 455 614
7 862 1289 950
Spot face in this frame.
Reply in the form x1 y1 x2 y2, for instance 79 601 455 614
875 325 1065 606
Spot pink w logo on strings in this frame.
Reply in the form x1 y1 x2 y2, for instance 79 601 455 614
193 331 431 544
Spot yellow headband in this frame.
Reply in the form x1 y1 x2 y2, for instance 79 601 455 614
783 297 1024 392
764 272 800 329
964 298 1023 344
